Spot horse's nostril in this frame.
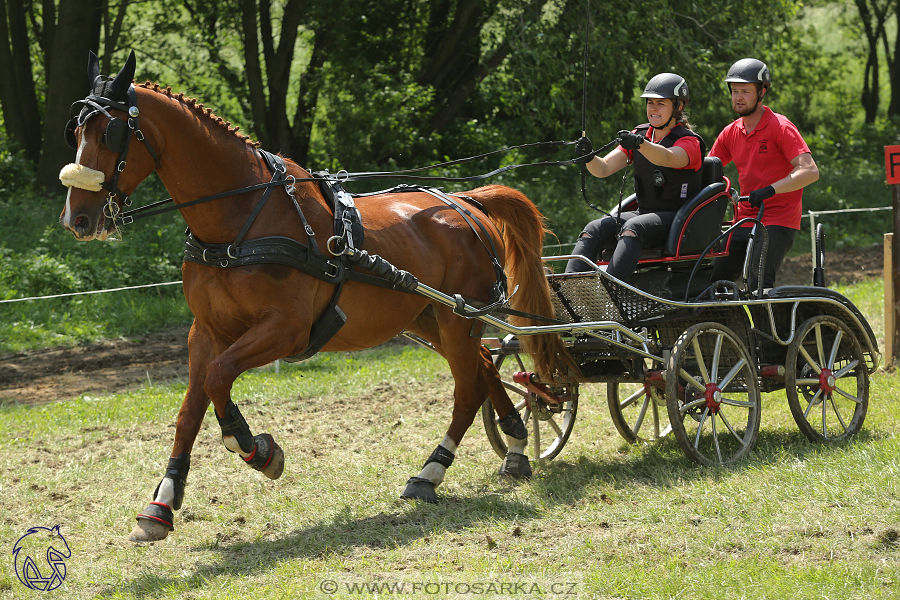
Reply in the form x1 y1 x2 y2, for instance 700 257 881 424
73 214 91 233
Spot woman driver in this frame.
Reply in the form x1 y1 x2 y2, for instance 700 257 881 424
566 73 706 280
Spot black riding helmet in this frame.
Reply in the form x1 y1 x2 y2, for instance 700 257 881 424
640 73 689 129
725 58 772 91
640 73 689 106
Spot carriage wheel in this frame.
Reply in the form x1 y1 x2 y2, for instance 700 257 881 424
665 322 761 466
785 315 868 442
607 364 672 444
482 351 578 461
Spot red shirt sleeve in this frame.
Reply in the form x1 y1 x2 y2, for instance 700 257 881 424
775 115 811 161
673 136 702 171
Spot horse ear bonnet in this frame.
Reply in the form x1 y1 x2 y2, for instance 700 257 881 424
64 50 136 149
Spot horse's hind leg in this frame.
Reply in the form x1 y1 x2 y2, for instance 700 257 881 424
478 345 531 479
130 321 216 542
401 314 511 502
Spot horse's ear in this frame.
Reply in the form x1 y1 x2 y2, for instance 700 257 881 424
109 50 136 96
87 50 101 87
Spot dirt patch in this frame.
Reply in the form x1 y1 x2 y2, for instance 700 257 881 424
0 326 191 406
0 245 884 406
778 245 884 287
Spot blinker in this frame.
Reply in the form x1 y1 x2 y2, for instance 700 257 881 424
64 115 130 153
103 118 129 154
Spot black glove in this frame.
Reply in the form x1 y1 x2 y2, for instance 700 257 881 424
574 136 593 164
617 130 645 150
747 185 776 208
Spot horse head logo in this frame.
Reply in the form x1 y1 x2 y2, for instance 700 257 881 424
12 525 71 591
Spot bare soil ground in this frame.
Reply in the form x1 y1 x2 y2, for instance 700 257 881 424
0 246 884 406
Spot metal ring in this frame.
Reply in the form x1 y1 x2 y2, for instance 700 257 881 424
219 260 229 268
117 160 126 172
202 248 209 262
336 169 349 183
326 235 343 256
227 245 239 259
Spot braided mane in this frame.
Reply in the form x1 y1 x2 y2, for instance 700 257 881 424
137 81 260 148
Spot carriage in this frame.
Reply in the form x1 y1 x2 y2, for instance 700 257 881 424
469 160 879 466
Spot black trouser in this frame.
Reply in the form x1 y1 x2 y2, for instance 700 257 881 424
565 210 677 280
710 225 797 290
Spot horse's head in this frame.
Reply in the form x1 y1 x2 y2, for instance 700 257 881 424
59 50 159 241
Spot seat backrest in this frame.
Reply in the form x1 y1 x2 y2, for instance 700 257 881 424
700 155 724 187
663 156 729 256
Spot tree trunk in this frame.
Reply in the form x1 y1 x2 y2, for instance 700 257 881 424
0 0 42 162
35 0 103 191
890 3 900 117
288 27 329 166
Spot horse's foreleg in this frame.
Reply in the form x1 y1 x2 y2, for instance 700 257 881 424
205 319 298 480
130 322 215 542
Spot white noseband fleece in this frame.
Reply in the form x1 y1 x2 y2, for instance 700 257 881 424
59 163 104 192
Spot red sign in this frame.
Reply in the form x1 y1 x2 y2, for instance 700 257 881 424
887 145 900 184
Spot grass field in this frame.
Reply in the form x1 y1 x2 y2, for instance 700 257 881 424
0 280 897 599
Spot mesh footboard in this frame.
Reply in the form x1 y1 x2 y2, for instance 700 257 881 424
548 271 694 326
547 272 624 323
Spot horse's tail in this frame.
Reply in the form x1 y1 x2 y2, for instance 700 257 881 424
468 185 582 382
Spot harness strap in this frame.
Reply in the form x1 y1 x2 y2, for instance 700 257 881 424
231 150 286 248
415 187 508 302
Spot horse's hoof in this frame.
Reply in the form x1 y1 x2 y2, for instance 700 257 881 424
129 519 170 542
498 452 532 480
130 501 174 542
244 433 284 480
400 477 438 503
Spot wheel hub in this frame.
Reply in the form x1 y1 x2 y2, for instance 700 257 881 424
819 368 836 394
705 383 722 413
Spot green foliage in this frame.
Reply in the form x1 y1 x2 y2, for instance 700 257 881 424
0 172 191 352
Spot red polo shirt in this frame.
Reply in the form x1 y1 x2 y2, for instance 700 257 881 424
709 106 811 229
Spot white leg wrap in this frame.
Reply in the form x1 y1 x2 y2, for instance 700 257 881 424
418 462 446 488
506 434 527 455
415 435 457 488
154 477 176 506
223 435 252 458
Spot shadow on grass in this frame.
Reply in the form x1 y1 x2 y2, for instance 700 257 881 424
105 494 541 598
522 425 886 504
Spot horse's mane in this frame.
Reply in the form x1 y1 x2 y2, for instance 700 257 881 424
137 81 260 148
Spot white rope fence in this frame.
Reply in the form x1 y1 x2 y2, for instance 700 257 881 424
0 280 183 304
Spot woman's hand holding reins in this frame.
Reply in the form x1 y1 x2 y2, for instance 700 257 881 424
617 130 645 150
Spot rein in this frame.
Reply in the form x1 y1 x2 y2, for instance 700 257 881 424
115 139 586 225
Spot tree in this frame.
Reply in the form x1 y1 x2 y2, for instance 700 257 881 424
36 0 105 187
852 0 893 122
0 0 118 188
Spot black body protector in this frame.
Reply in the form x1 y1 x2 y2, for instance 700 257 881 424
631 124 706 213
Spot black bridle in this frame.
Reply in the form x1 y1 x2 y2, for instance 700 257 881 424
65 82 160 221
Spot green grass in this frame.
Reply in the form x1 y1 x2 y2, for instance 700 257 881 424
0 282 898 598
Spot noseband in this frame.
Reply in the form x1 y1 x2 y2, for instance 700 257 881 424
63 83 160 221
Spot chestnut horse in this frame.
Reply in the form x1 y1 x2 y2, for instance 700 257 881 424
59 51 572 542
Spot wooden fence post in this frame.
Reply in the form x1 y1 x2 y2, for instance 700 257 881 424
886 233 894 367
885 145 900 366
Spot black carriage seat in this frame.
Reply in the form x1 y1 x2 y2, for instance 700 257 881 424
602 156 730 262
